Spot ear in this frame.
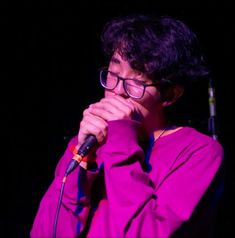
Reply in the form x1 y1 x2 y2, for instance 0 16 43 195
162 85 184 107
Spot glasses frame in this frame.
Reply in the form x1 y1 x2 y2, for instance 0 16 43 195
99 68 161 99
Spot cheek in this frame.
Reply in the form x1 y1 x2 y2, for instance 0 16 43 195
133 89 161 113
143 90 161 108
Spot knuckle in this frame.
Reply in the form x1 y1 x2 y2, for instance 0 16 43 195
101 97 109 102
88 103 95 109
83 109 89 116
80 120 85 127
101 124 107 132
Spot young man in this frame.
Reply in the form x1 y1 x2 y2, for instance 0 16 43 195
31 14 223 238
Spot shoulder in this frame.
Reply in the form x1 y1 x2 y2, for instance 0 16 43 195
175 127 224 165
182 127 223 154
159 126 224 164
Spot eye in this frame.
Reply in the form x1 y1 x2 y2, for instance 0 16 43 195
125 79 144 89
109 71 117 77
131 79 145 86
107 71 118 81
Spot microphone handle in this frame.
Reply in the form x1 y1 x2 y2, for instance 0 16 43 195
65 135 98 176
78 134 98 157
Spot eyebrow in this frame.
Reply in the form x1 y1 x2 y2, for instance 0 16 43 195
109 58 148 83
108 70 148 84
110 56 120 64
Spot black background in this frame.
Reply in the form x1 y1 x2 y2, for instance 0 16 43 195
2 1 233 237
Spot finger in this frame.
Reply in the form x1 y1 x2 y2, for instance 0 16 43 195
89 105 119 121
93 102 125 117
79 113 108 144
102 96 135 112
79 120 106 144
84 106 114 120
83 113 108 136
91 98 134 120
103 96 143 122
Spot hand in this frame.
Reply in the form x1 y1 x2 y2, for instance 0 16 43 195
78 95 137 146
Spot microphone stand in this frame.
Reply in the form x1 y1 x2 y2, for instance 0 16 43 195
208 78 218 140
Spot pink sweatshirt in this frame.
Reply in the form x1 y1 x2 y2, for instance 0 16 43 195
31 120 223 238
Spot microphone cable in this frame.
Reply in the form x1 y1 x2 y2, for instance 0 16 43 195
53 135 97 238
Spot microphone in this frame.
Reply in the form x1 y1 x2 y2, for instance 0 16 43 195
65 135 98 175
53 135 97 238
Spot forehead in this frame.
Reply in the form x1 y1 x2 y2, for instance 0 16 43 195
109 52 130 67
108 52 155 84
109 52 144 78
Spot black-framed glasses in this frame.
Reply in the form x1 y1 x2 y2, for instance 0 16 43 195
99 68 161 99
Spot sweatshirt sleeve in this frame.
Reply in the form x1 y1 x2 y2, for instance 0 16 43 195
30 137 99 238
96 120 223 238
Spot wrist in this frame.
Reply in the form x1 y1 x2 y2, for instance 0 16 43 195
70 144 97 163
79 160 98 171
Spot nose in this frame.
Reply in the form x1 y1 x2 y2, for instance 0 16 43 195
113 79 128 98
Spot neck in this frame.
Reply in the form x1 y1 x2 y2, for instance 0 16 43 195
154 125 183 140
140 109 181 139
142 115 168 136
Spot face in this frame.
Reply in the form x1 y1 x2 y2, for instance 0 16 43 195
105 52 164 127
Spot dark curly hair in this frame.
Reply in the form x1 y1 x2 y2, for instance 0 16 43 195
101 14 209 86
101 14 210 129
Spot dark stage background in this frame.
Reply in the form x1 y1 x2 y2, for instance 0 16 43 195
2 1 233 237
